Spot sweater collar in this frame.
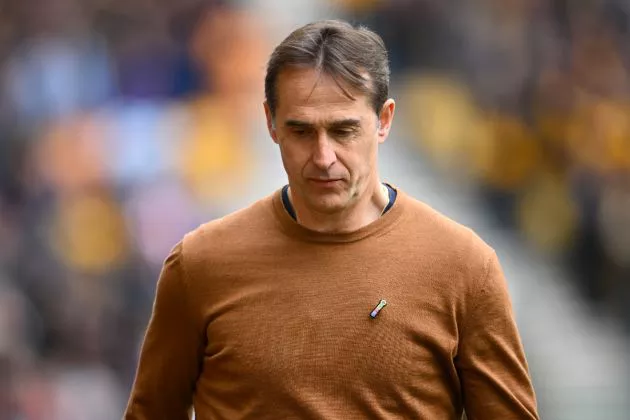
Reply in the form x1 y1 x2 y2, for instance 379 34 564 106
271 184 406 244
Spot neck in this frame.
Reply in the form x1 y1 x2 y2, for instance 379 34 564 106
288 179 389 234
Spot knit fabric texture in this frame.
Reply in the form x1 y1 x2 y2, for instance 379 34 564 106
124 186 538 419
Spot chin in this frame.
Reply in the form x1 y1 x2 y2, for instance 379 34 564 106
307 195 348 214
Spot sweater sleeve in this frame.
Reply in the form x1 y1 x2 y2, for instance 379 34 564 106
456 250 539 420
124 242 205 420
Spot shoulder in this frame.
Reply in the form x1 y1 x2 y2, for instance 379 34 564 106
179 193 279 264
402 192 492 252
397 191 495 276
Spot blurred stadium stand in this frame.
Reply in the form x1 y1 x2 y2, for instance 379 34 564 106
0 0 629 418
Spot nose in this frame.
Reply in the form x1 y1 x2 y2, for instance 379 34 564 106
311 134 337 169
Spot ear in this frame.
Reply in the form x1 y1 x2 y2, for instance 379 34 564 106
377 98 396 143
264 101 279 144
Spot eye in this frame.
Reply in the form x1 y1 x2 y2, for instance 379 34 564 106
331 128 355 139
291 128 310 138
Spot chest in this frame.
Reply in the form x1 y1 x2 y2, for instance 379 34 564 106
198 252 461 395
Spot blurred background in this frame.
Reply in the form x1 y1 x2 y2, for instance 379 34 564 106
0 0 629 418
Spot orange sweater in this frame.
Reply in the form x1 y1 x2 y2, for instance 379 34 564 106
124 187 538 419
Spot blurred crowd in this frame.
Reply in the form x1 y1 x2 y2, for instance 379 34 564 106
0 0 272 418
339 0 630 330
1 0 629 418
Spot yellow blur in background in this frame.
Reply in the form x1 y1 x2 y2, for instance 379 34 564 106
0 1 629 419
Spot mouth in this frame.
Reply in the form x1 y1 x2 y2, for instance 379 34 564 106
308 178 343 187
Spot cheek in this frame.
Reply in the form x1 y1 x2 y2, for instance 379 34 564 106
279 142 309 175
341 139 378 176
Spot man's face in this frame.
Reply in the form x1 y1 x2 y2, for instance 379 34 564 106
265 67 394 215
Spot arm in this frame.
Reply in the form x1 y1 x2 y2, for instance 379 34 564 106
456 250 539 419
124 242 205 420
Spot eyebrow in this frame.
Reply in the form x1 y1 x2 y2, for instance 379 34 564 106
284 118 361 129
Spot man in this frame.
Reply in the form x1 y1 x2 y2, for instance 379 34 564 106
124 20 539 419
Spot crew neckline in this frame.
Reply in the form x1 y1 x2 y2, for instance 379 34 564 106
282 183 397 221
271 184 406 244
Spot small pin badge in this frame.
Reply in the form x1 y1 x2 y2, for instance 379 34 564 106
370 299 387 319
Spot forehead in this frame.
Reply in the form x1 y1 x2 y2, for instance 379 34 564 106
274 67 373 122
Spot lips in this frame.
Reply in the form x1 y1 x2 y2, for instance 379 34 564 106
308 178 342 186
